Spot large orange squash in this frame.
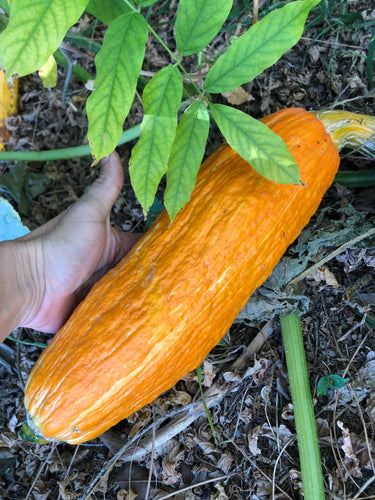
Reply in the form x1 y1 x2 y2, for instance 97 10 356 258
23 107 367 444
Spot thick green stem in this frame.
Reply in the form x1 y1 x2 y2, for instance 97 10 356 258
0 125 140 162
280 311 325 500
334 169 375 187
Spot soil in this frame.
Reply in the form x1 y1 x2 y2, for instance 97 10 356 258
1 1 375 499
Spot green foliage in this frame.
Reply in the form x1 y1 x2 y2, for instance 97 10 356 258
0 0 87 78
164 100 210 220
86 0 131 24
0 164 49 215
317 374 349 396
175 0 233 56
129 65 183 213
0 0 10 15
0 0 321 220
210 103 301 184
86 12 148 160
204 0 320 93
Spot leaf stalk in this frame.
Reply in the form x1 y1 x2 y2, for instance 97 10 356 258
280 311 325 500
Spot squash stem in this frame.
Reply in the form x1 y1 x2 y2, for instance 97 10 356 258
280 311 325 500
314 109 375 156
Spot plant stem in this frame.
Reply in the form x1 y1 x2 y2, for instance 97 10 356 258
0 124 140 162
334 169 375 187
146 24 202 95
280 311 325 500
7 335 47 349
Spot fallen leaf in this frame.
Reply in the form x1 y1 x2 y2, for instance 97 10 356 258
221 86 253 105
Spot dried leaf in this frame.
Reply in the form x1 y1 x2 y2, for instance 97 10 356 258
307 265 340 288
221 86 253 105
202 360 215 387
162 462 182 485
216 451 234 473
58 473 79 500
337 421 362 478
248 425 262 456
117 489 138 500
210 482 230 499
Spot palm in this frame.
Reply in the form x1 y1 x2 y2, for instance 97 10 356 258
22 153 141 333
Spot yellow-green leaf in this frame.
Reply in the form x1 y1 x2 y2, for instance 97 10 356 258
210 103 301 184
38 55 57 88
87 12 148 160
165 101 210 220
129 66 183 215
0 0 87 79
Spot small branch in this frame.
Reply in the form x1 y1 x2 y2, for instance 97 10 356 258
287 227 375 287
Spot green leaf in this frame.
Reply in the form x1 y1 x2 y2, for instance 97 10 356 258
0 0 10 15
329 374 349 389
0 11 8 32
316 376 330 396
86 12 148 160
86 0 132 24
0 164 49 215
0 164 30 214
129 66 183 214
164 101 210 220
175 0 233 56
204 0 321 93
317 374 349 396
0 0 88 79
210 103 301 184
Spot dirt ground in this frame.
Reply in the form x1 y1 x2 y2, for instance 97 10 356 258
1 1 375 499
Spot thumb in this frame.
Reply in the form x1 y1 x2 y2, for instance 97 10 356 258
83 151 125 215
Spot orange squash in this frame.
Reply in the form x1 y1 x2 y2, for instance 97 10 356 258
23 108 343 444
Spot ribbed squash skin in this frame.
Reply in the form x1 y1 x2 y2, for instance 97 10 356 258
24 108 339 444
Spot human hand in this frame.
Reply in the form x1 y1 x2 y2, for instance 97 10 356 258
15 151 142 333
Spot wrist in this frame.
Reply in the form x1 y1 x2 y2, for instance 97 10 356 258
0 238 43 342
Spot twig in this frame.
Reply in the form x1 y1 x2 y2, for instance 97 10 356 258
157 474 230 499
144 423 156 500
287 227 375 287
59 47 76 102
24 444 57 500
252 0 259 24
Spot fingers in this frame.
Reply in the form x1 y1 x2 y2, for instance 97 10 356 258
115 230 144 262
82 151 125 217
